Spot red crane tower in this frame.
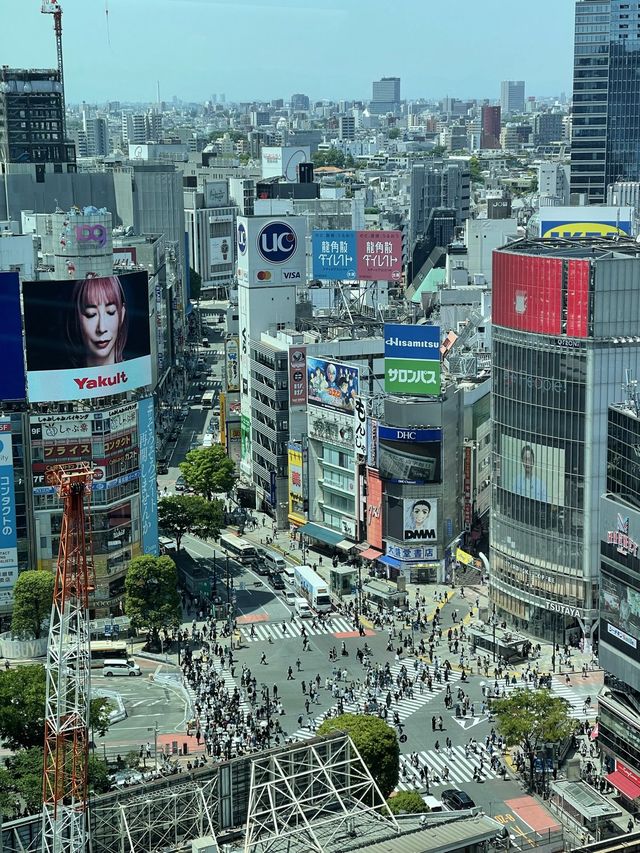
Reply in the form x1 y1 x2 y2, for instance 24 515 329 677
41 463 95 853
40 2 67 140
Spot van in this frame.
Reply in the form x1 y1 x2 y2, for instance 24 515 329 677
295 597 312 618
423 795 445 813
264 553 287 573
282 564 295 582
201 337 209 348
102 659 141 677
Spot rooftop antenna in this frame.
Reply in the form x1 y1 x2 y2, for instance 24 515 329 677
623 368 640 417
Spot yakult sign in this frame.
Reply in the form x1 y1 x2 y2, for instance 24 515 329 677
236 216 307 287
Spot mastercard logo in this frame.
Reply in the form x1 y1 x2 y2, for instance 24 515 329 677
257 270 272 281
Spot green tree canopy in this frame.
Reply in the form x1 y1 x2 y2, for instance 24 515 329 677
159 494 224 551
388 128 400 140
317 714 399 798
492 689 575 791
387 790 428 814
11 570 54 639
179 445 236 501
312 147 346 168
5 747 44 813
124 555 181 636
189 267 202 301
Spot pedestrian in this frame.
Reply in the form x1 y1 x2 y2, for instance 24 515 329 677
260 652 267 665
296 657 302 671
287 665 293 679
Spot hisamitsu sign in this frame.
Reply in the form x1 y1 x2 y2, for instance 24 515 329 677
384 324 441 396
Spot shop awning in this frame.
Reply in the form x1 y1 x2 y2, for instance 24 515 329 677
607 771 640 800
336 539 357 552
378 555 402 570
360 547 383 560
298 522 343 547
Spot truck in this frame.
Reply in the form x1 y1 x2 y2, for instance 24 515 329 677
293 565 332 614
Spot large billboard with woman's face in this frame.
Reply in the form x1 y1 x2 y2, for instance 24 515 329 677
22 273 152 402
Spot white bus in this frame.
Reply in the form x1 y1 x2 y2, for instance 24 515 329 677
294 565 332 613
201 390 216 407
219 534 258 565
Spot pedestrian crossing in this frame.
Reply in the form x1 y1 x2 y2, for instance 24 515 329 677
184 659 251 718
485 676 597 720
287 661 461 742
240 615 360 643
396 745 500 791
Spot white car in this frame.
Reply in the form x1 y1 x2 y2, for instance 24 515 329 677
284 590 297 606
102 659 141 677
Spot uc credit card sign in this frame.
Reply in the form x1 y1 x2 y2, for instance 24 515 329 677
384 324 441 396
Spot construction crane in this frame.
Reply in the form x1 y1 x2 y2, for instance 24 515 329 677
41 463 95 853
40 2 66 140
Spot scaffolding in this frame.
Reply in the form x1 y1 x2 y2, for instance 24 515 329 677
243 736 398 853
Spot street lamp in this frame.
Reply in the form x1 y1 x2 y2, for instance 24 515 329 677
147 722 159 771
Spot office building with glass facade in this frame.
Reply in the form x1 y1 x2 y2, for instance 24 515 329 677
570 0 640 203
490 238 640 644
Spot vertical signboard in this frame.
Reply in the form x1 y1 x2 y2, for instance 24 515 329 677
366 468 383 550
367 418 379 469
384 324 441 396
236 216 307 287
225 337 240 392
566 259 590 339
354 396 367 457
312 230 357 280
241 415 252 464
0 420 18 602
0 272 26 401
288 345 308 407
356 231 402 281
288 443 306 524
138 398 159 556
463 444 473 532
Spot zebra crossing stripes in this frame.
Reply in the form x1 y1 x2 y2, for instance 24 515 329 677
396 746 499 791
488 678 596 720
240 615 358 643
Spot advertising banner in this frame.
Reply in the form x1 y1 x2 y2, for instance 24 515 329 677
307 356 359 414
138 397 159 556
308 407 356 455
288 443 306 524
378 428 442 484
0 420 18 599
386 542 438 561
312 230 357 280
493 253 563 336
384 323 441 396
225 337 240 392
463 444 473 531
366 468 383 550
356 230 402 281
354 396 367 457
386 495 439 543
236 216 307 287
241 415 252 463
210 236 232 264
367 417 379 469
500 434 565 505
22 272 152 403
0 272 26 401
262 146 311 181
288 345 308 407
539 206 633 239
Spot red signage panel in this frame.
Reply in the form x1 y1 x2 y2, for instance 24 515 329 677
493 252 562 335
356 231 402 281
366 467 383 550
566 259 590 338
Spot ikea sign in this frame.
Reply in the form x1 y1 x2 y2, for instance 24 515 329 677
540 206 634 240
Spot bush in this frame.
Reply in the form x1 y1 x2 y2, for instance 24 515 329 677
387 790 428 814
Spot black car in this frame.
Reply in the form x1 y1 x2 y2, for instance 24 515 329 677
269 573 285 590
440 789 475 811
157 458 169 475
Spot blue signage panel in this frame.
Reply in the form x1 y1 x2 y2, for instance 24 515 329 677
312 230 357 280
378 426 442 443
0 420 18 600
138 397 159 556
384 324 441 360
0 273 26 401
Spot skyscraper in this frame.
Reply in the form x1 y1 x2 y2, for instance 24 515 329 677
500 80 525 116
370 77 401 115
570 0 640 203
480 105 501 149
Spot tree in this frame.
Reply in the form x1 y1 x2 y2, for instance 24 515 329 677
317 714 399 798
124 555 181 639
179 445 236 500
88 755 112 794
492 689 575 792
387 790 428 814
159 494 224 551
0 665 47 749
469 155 484 185
90 697 113 738
11 570 54 639
189 266 202 301
388 128 400 140
5 747 44 813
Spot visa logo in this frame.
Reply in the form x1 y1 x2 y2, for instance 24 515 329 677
283 271 301 280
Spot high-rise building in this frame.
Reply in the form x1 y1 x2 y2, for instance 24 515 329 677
339 116 356 141
480 105 501 150
0 68 75 164
500 80 525 116
490 238 640 646
532 112 564 147
290 93 310 112
81 114 108 157
370 77 401 115
570 0 640 203
410 161 470 246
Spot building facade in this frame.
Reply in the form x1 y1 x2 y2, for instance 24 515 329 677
481 106 501 150
500 81 525 116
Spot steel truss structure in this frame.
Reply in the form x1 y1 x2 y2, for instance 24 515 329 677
243 736 399 853
91 780 219 853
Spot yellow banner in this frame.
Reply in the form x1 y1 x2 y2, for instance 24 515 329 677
456 547 475 566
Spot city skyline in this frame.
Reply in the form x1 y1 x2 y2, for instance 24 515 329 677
1 0 574 104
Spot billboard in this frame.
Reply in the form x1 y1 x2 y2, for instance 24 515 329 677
312 230 357 280
225 337 240 392
138 397 159 556
262 146 311 181
354 396 367 457
307 356 359 414
288 443 306 524
289 344 307 407
22 272 152 403
493 252 564 336
386 495 439 543
236 215 307 287
366 468 383 550
539 206 633 239
500 434 565 505
0 420 18 601
210 236 232 264
357 230 403 281
0 272 26 401
378 427 442 484
384 324 441 396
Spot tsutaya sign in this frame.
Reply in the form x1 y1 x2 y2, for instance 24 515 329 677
548 601 584 619
608 513 639 558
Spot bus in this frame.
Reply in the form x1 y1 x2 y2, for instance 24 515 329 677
201 390 215 407
90 641 128 669
294 565 332 614
219 534 258 565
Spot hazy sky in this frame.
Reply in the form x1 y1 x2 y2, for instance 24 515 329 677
1 0 575 104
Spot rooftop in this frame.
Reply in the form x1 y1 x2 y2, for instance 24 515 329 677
498 236 640 260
